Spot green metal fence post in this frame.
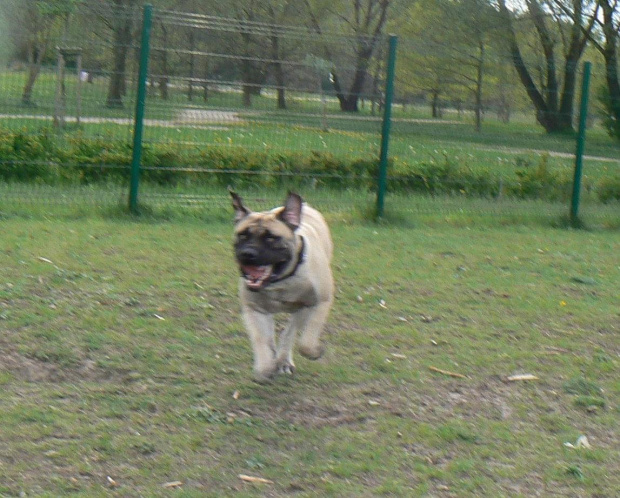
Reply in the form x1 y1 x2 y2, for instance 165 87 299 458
129 4 153 214
376 34 398 218
570 61 592 226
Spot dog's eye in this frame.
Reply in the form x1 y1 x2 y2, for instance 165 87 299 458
264 234 280 243
237 231 250 241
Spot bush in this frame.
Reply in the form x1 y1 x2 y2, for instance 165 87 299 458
0 130 57 182
597 84 620 141
144 148 183 185
597 175 620 203
508 154 572 201
0 127 608 204
390 153 500 198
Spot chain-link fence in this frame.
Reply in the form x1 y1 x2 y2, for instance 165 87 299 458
0 1 619 226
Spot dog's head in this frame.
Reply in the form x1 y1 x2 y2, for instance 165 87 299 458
230 190 303 290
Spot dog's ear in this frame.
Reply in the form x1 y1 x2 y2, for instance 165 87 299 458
229 188 250 223
278 192 303 230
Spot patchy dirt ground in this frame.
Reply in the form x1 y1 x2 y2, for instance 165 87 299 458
1 218 618 496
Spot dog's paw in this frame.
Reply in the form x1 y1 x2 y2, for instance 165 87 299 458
253 372 274 384
277 361 296 376
298 343 325 360
253 366 277 384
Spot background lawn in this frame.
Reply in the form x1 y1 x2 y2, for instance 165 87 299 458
0 213 618 496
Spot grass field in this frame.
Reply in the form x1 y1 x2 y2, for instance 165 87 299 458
1 210 618 496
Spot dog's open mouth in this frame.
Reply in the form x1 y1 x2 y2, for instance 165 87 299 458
241 264 273 290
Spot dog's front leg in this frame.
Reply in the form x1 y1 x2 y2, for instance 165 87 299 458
242 306 277 382
275 317 298 375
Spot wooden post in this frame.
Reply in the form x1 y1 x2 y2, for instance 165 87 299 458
54 49 66 128
76 53 82 126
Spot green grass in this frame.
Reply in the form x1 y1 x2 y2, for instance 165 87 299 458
0 212 618 496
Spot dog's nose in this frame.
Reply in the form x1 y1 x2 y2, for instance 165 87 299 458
239 247 259 262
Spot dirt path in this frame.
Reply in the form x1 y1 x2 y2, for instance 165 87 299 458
475 145 620 165
0 109 242 128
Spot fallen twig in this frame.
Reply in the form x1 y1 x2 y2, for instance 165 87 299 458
506 374 538 382
429 366 467 378
239 474 274 484
162 481 183 488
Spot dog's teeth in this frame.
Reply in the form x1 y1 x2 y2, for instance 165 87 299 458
243 265 273 289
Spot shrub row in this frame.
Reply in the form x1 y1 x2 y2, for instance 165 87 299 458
0 128 617 202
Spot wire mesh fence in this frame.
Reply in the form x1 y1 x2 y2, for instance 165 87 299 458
0 1 619 226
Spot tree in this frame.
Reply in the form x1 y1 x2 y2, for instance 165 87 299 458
598 0 620 139
575 0 620 139
396 0 502 130
0 5 12 65
210 1 268 108
209 0 305 109
447 0 503 131
83 0 139 108
394 0 463 119
7 0 78 106
307 0 392 112
156 20 170 100
497 0 597 133
265 1 306 110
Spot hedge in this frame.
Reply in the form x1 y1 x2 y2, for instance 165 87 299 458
0 128 616 203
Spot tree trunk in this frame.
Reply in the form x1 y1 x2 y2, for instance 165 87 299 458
600 0 620 138
187 29 195 101
431 90 440 118
54 51 67 128
273 61 286 109
497 0 592 134
326 0 390 113
474 42 484 132
22 66 41 106
605 60 620 138
334 44 374 112
240 32 254 108
158 24 169 100
498 89 511 123
202 59 209 103
330 71 347 111
21 37 50 106
558 61 578 131
242 84 252 107
502 21 558 131
270 32 286 110
106 3 132 108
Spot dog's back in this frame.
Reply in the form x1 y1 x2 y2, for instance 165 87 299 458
295 204 333 262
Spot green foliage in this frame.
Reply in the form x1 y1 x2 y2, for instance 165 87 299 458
508 154 572 200
0 129 379 191
596 84 620 140
391 152 499 197
597 175 620 203
0 128 610 204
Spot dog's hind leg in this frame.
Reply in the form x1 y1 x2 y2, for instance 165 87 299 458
242 307 277 382
297 299 332 360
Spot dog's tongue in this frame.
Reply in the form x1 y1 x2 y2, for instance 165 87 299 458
242 265 273 289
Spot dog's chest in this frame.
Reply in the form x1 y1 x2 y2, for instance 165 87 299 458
249 281 317 314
